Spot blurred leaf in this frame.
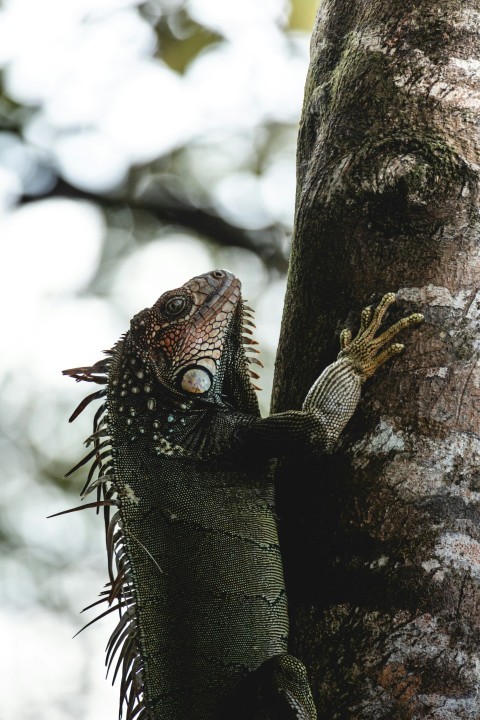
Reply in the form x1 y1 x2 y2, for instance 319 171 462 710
289 0 320 31
0 74 35 131
155 10 223 73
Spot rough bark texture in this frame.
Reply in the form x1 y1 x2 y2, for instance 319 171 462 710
272 1 480 718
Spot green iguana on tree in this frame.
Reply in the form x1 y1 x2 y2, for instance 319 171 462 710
60 269 422 720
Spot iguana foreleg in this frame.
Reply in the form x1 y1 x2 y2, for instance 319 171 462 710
240 293 423 457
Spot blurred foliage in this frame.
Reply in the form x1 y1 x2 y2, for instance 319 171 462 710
0 0 320 271
0 1 319 717
154 9 223 73
289 0 319 30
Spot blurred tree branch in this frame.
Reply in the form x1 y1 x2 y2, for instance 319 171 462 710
20 178 289 272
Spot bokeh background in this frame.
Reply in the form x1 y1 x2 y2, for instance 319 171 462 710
0 1 319 717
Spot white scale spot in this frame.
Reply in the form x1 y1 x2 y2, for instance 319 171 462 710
124 484 140 504
155 437 186 456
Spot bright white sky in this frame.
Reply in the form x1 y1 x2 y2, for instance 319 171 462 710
0 0 310 717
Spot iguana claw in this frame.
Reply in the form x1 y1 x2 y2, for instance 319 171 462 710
338 293 423 380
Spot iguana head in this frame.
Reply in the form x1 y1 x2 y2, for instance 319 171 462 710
124 269 252 403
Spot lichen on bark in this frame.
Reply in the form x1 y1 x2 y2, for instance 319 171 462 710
273 0 480 717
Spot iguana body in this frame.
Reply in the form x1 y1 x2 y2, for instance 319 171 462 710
63 270 422 720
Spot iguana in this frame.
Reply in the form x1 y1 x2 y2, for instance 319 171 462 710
61 269 422 720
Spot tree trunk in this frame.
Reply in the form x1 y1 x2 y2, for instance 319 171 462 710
272 1 480 718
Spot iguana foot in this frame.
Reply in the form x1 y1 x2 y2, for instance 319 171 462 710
256 654 317 720
338 293 423 380
224 654 316 720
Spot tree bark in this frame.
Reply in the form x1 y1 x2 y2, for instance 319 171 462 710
272 1 480 718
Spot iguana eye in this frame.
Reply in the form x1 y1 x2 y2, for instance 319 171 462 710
163 296 188 317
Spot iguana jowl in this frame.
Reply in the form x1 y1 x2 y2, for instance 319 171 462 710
63 269 422 720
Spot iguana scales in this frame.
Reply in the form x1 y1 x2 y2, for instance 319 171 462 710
61 269 422 719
